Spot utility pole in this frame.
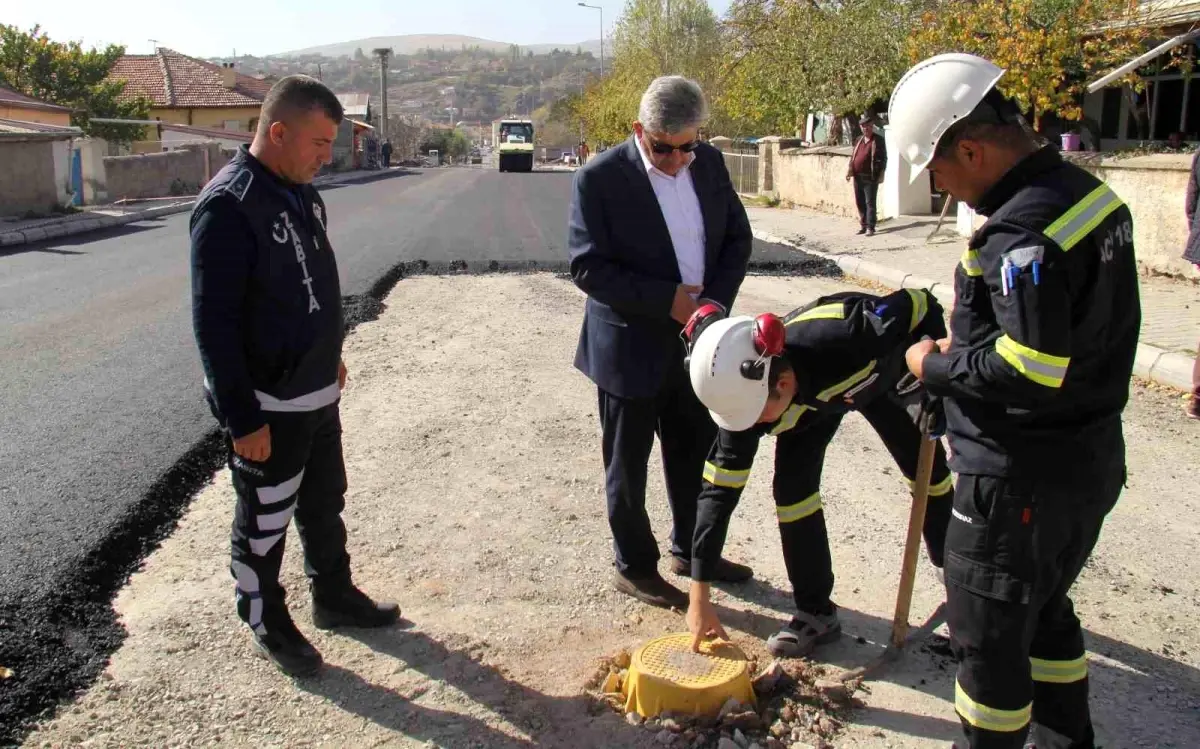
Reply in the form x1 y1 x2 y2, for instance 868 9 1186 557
577 3 604 79
372 47 392 142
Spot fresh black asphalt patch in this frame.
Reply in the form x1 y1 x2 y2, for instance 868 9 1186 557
0 240 834 746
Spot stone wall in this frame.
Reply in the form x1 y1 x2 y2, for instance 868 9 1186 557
103 143 229 200
1069 153 1195 279
763 135 1199 279
0 140 61 216
773 145 858 218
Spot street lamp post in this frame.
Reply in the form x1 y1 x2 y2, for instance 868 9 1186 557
577 3 604 80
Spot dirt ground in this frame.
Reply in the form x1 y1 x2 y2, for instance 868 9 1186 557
19 273 1200 749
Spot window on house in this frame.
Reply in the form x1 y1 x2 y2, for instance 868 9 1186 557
249 118 259 133
1100 88 1122 139
223 120 243 131
1154 78 1184 139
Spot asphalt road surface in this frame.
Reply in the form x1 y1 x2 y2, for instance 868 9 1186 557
0 165 814 740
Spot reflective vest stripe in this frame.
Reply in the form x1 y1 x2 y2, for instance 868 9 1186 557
817 360 877 401
995 335 1070 388
787 303 845 325
955 680 1032 733
961 248 984 277
770 403 812 435
1030 655 1088 684
776 492 822 524
906 288 929 332
703 462 751 489
907 474 954 496
1045 184 1124 251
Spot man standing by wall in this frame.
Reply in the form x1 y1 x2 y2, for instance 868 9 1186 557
568 76 755 609
191 75 399 678
847 114 888 236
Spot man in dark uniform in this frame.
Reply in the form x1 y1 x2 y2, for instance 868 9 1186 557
681 288 953 657
191 75 399 678
891 54 1141 748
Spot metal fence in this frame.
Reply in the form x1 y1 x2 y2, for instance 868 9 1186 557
722 150 760 195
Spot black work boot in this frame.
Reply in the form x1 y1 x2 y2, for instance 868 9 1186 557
252 614 323 677
311 583 401 630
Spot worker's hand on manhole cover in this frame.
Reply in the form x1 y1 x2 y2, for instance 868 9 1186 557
687 584 729 652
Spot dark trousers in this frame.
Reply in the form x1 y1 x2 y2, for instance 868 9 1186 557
774 392 952 616
946 460 1124 749
598 362 717 577
229 405 352 635
853 175 880 230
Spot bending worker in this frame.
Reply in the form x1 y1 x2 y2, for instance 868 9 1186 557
891 54 1140 748
682 288 953 657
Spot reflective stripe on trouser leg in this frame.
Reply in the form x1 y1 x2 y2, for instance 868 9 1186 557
230 467 304 634
776 493 834 615
945 475 1036 749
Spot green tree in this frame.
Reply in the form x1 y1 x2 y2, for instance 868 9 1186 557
908 0 1152 130
719 0 928 139
0 24 151 142
581 0 725 146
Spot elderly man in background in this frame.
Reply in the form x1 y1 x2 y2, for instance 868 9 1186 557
847 114 888 236
568 76 755 609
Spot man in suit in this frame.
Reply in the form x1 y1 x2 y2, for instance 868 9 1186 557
846 114 888 236
568 76 755 609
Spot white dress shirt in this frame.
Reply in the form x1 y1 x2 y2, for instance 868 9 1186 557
636 136 707 291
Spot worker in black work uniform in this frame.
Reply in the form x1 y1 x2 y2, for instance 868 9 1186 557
191 75 399 678
680 287 954 657
890 54 1141 749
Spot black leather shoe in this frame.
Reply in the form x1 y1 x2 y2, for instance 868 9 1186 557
670 556 754 583
855 227 866 235
252 616 323 677
312 584 401 630
613 571 688 609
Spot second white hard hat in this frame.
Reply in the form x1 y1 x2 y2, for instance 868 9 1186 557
688 316 772 432
888 53 1006 184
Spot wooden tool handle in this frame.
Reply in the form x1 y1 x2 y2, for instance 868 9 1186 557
890 431 937 649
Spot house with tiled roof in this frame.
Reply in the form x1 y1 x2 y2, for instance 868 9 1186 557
0 85 72 127
106 48 271 139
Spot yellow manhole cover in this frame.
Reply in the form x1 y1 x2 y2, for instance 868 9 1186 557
622 633 755 718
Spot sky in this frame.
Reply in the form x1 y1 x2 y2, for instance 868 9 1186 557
6 0 734 58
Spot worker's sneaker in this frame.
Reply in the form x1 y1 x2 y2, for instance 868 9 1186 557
613 571 688 610
669 556 754 583
1186 394 1199 420
312 584 401 630
766 607 842 658
252 616 323 678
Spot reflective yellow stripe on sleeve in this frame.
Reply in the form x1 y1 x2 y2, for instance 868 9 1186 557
776 492 822 524
905 289 929 332
786 302 845 325
907 475 954 497
1044 184 1125 251
961 248 984 277
955 680 1032 733
995 335 1070 388
703 462 750 489
769 404 811 436
1030 655 1088 684
816 360 877 401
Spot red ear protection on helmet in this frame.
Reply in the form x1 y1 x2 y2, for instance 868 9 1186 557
752 313 785 356
683 303 726 345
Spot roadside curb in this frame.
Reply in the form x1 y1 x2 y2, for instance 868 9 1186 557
0 170 394 249
751 226 1194 392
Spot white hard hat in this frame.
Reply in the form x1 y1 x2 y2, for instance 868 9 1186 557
688 315 781 432
888 53 1006 184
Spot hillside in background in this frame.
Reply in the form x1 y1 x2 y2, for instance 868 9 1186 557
215 44 598 145
277 34 602 59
